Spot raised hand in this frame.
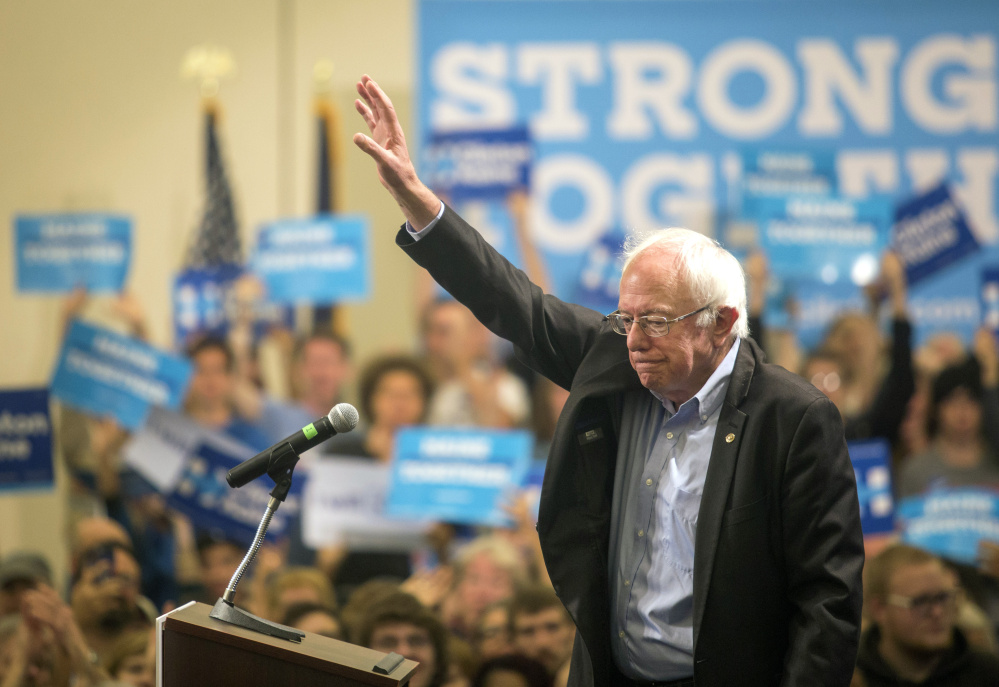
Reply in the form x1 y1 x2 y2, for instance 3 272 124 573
353 75 440 230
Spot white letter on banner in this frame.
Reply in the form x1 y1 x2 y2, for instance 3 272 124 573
621 154 713 234
798 38 899 136
431 43 514 129
517 43 601 139
837 150 899 197
607 42 697 140
956 148 999 242
697 39 796 139
531 154 614 252
901 35 997 134
905 149 950 191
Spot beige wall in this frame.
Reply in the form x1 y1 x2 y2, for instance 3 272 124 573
0 0 417 582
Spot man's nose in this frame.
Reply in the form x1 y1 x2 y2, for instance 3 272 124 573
626 323 649 349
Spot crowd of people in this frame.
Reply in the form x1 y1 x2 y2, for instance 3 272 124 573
4 211 999 686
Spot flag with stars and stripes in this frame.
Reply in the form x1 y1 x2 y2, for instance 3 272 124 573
186 109 241 268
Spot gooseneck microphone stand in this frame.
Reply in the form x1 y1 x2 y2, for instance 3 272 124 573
208 442 306 642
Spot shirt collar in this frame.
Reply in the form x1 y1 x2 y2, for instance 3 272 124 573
652 338 741 420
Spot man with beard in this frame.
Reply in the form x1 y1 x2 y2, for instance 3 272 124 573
509 586 575 683
69 543 148 662
855 544 999 685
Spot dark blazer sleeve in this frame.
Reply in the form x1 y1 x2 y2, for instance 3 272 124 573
781 395 865 685
399 205 604 389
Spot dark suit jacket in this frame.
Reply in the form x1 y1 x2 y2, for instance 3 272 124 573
400 206 865 687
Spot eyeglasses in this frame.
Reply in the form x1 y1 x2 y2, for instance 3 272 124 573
887 589 958 616
604 306 710 338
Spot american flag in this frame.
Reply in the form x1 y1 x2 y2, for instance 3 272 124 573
186 109 241 267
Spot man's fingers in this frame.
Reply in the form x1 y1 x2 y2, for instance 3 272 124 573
364 77 397 124
354 99 376 130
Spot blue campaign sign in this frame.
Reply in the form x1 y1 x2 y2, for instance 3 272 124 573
50 321 193 430
758 196 891 287
168 440 303 545
251 215 370 305
0 389 53 491
848 439 895 537
740 149 837 219
419 0 999 305
572 232 627 314
425 127 532 200
386 427 533 526
173 264 242 347
982 266 999 333
897 488 999 565
892 184 979 287
15 214 131 293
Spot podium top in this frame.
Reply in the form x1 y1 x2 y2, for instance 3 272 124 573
163 602 418 686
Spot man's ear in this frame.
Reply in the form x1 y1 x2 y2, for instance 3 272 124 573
713 306 738 344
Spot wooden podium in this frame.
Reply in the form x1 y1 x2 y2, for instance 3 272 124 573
159 602 418 687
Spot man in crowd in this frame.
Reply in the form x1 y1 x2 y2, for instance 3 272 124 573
358 591 449 687
353 74 863 686
856 544 999 685
69 542 147 662
0 552 52 617
509 585 575 679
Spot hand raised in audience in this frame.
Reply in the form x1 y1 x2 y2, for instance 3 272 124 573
972 326 999 389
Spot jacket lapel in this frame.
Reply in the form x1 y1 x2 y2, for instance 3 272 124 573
692 338 759 649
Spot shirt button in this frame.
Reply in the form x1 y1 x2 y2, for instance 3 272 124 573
638 529 644 537
646 478 653 486
624 579 630 586
666 432 674 439
701 415 707 421
619 631 625 638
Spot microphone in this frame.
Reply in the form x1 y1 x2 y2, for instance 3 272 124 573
226 403 359 488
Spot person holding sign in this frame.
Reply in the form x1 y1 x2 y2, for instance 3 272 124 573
353 76 863 687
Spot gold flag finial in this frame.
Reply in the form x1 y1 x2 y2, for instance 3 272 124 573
181 46 237 100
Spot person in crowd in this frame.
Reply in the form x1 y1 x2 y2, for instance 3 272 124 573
183 336 270 451
508 586 574 683
69 543 148 662
855 544 999 685
896 355 999 498
69 518 132 572
339 579 400 643
354 74 863 686
441 536 526 641
357 591 449 687
263 567 336 623
280 601 343 639
420 298 530 429
472 655 553 687
0 553 52 617
294 354 434 597
101 628 154 687
474 601 514 662
0 587 110 687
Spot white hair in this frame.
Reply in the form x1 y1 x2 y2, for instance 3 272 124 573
621 228 749 340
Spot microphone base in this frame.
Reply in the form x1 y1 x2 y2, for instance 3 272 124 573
208 598 305 643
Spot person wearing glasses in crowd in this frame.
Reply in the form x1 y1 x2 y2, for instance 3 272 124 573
855 544 999 685
352 75 863 687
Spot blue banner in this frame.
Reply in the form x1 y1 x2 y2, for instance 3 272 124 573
15 214 131 293
50 321 193 430
173 264 242 347
892 184 979 286
848 439 895 537
426 127 532 200
0 389 53 491
740 149 837 219
386 427 533 526
168 440 303 545
419 0 999 347
758 195 892 286
982 266 999 333
898 488 999 565
250 215 370 305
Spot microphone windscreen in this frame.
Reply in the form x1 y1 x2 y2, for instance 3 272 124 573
328 403 360 433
